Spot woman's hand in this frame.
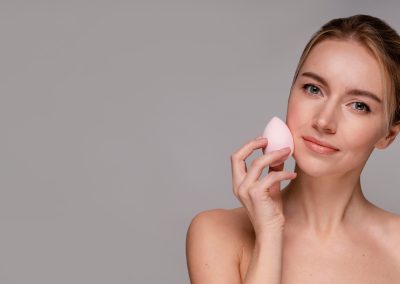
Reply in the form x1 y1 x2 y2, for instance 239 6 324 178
230 136 297 235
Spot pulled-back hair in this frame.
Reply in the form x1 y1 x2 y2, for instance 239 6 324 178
290 14 400 135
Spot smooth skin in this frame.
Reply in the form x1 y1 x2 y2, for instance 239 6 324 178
186 39 400 283
186 137 295 283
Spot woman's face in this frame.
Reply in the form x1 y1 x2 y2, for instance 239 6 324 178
287 39 388 176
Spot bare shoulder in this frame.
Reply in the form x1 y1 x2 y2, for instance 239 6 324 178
385 211 400 247
368 203 400 232
186 207 253 283
366 204 400 256
186 207 253 256
380 210 400 262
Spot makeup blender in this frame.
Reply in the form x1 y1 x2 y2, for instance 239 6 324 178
262 116 294 156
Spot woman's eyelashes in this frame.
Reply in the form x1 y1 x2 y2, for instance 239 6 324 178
302 83 322 96
301 83 371 113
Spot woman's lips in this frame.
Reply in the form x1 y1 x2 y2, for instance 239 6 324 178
303 137 339 154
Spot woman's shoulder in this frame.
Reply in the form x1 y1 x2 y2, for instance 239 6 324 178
187 207 254 256
188 207 254 240
186 207 254 282
383 210 400 241
366 204 400 255
367 203 400 231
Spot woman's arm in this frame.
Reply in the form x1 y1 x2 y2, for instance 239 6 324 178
243 227 284 284
187 136 293 283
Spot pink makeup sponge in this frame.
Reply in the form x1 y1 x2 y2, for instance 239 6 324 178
262 116 294 155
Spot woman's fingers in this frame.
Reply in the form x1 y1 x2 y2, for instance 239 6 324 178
230 136 297 233
269 161 284 172
257 170 297 193
230 137 268 192
240 147 291 189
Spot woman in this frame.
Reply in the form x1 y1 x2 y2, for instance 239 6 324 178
186 14 400 283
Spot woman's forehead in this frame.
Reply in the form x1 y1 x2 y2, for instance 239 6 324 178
299 39 385 97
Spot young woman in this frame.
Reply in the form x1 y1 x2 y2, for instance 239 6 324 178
186 14 400 283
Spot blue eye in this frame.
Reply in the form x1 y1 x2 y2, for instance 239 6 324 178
302 83 321 95
351 102 371 113
301 83 371 113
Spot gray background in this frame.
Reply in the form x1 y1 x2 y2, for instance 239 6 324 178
1 1 400 283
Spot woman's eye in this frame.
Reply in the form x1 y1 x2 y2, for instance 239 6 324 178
302 83 372 114
351 102 371 113
302 84 321 95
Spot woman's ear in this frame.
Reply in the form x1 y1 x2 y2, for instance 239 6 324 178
375 122 400 149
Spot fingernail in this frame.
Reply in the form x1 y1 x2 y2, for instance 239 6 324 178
255 136 264 140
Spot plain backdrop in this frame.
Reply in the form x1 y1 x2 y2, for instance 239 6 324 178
1 1 400 283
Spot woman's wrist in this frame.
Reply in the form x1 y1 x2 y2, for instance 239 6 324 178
244 227 284 284
255 229 283 253
257 224 284 242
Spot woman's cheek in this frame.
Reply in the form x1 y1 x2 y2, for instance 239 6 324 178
287 99 304 129
342 126 380 152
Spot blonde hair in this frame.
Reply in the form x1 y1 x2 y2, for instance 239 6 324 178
290 14 400 135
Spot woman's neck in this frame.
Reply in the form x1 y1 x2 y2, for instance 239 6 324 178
281 164 372 240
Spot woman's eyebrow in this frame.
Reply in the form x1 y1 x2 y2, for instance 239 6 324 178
300 71 382 104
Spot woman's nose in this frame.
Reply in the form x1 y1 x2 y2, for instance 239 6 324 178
312 105 337 134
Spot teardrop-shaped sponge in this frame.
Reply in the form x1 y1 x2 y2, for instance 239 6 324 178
262 116 294 155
